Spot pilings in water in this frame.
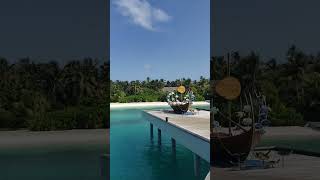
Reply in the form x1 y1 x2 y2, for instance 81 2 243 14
193 153 200 177
171 138 176 154
171 137 176 160
150 123 153 139
158 128 162 145
146 111 208 177
150 123 162 147
100 154 109 178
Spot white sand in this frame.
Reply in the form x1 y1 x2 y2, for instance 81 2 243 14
214 126 320 139
110 101 209 109
263 126 320 139
0 129 109 150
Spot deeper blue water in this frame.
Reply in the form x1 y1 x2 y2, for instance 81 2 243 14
110 107 210 180
0 145 106 180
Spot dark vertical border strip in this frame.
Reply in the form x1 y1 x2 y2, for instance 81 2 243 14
106 0 110 179
106 0 110 128
210 0 214 167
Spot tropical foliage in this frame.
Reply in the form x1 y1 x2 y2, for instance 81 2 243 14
211 45 320 126
0 57 110 130
110 77 210 103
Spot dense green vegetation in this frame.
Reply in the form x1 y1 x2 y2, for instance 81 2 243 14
211 45 320 126
0 57 109 130
111 77 210 103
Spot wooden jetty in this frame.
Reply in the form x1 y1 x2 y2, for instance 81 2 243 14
143 110 210 177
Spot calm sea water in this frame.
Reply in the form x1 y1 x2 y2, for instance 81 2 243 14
0 145 106 180
110 107 210 180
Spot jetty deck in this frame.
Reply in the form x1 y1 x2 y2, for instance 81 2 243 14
143 110 210 176
144 110 209 138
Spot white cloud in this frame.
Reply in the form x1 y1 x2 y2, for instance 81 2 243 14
113 0 171 31
143 64 152 77
152 8 171 22
144 64 151 71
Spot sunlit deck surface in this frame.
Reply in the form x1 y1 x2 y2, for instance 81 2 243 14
143 110 210 162
210 154 320 180
144 110 210 140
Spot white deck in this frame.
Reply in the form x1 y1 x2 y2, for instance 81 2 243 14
143 110 210 162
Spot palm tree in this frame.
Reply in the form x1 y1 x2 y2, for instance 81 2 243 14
286 45 307 106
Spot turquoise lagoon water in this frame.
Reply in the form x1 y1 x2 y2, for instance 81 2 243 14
0 145 106 180
111 106 210 180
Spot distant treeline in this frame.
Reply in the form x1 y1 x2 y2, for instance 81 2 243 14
111 77 210 103
211 45 320 126
0 57 109 130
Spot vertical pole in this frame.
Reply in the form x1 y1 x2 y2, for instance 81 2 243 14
171 138 176 154
150 123 153 139
193 153 200 177
100 154 109 178
158 128 161 146
228 101 232 135
227 53 232 136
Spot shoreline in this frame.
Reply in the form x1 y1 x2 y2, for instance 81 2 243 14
0 129 109 150
110 101 209 109
262 126 320 139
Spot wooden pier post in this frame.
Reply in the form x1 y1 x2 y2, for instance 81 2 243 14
158 128 161 145
171 138 176 154
150 123 153 139
100 154 109 178
193 153 200 177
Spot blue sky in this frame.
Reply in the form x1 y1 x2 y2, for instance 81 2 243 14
111 0 210 81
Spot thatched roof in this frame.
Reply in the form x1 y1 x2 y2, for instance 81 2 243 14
162 87 177 92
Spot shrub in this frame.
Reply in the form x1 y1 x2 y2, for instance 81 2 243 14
270 103 304 126
0 108 15 128
47 108 76 130
28 113 52 131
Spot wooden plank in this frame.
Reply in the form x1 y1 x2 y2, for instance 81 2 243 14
144 110 210 141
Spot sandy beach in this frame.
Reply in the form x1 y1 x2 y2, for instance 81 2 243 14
215 126 320 139
262 126 320 139
110 101 209 109
0 129 109 151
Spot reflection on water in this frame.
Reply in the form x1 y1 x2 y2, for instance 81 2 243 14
111 108 210 180
0 145 106 180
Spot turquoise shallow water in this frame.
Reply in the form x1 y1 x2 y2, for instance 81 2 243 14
0 145 106 180
111 106 210 180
